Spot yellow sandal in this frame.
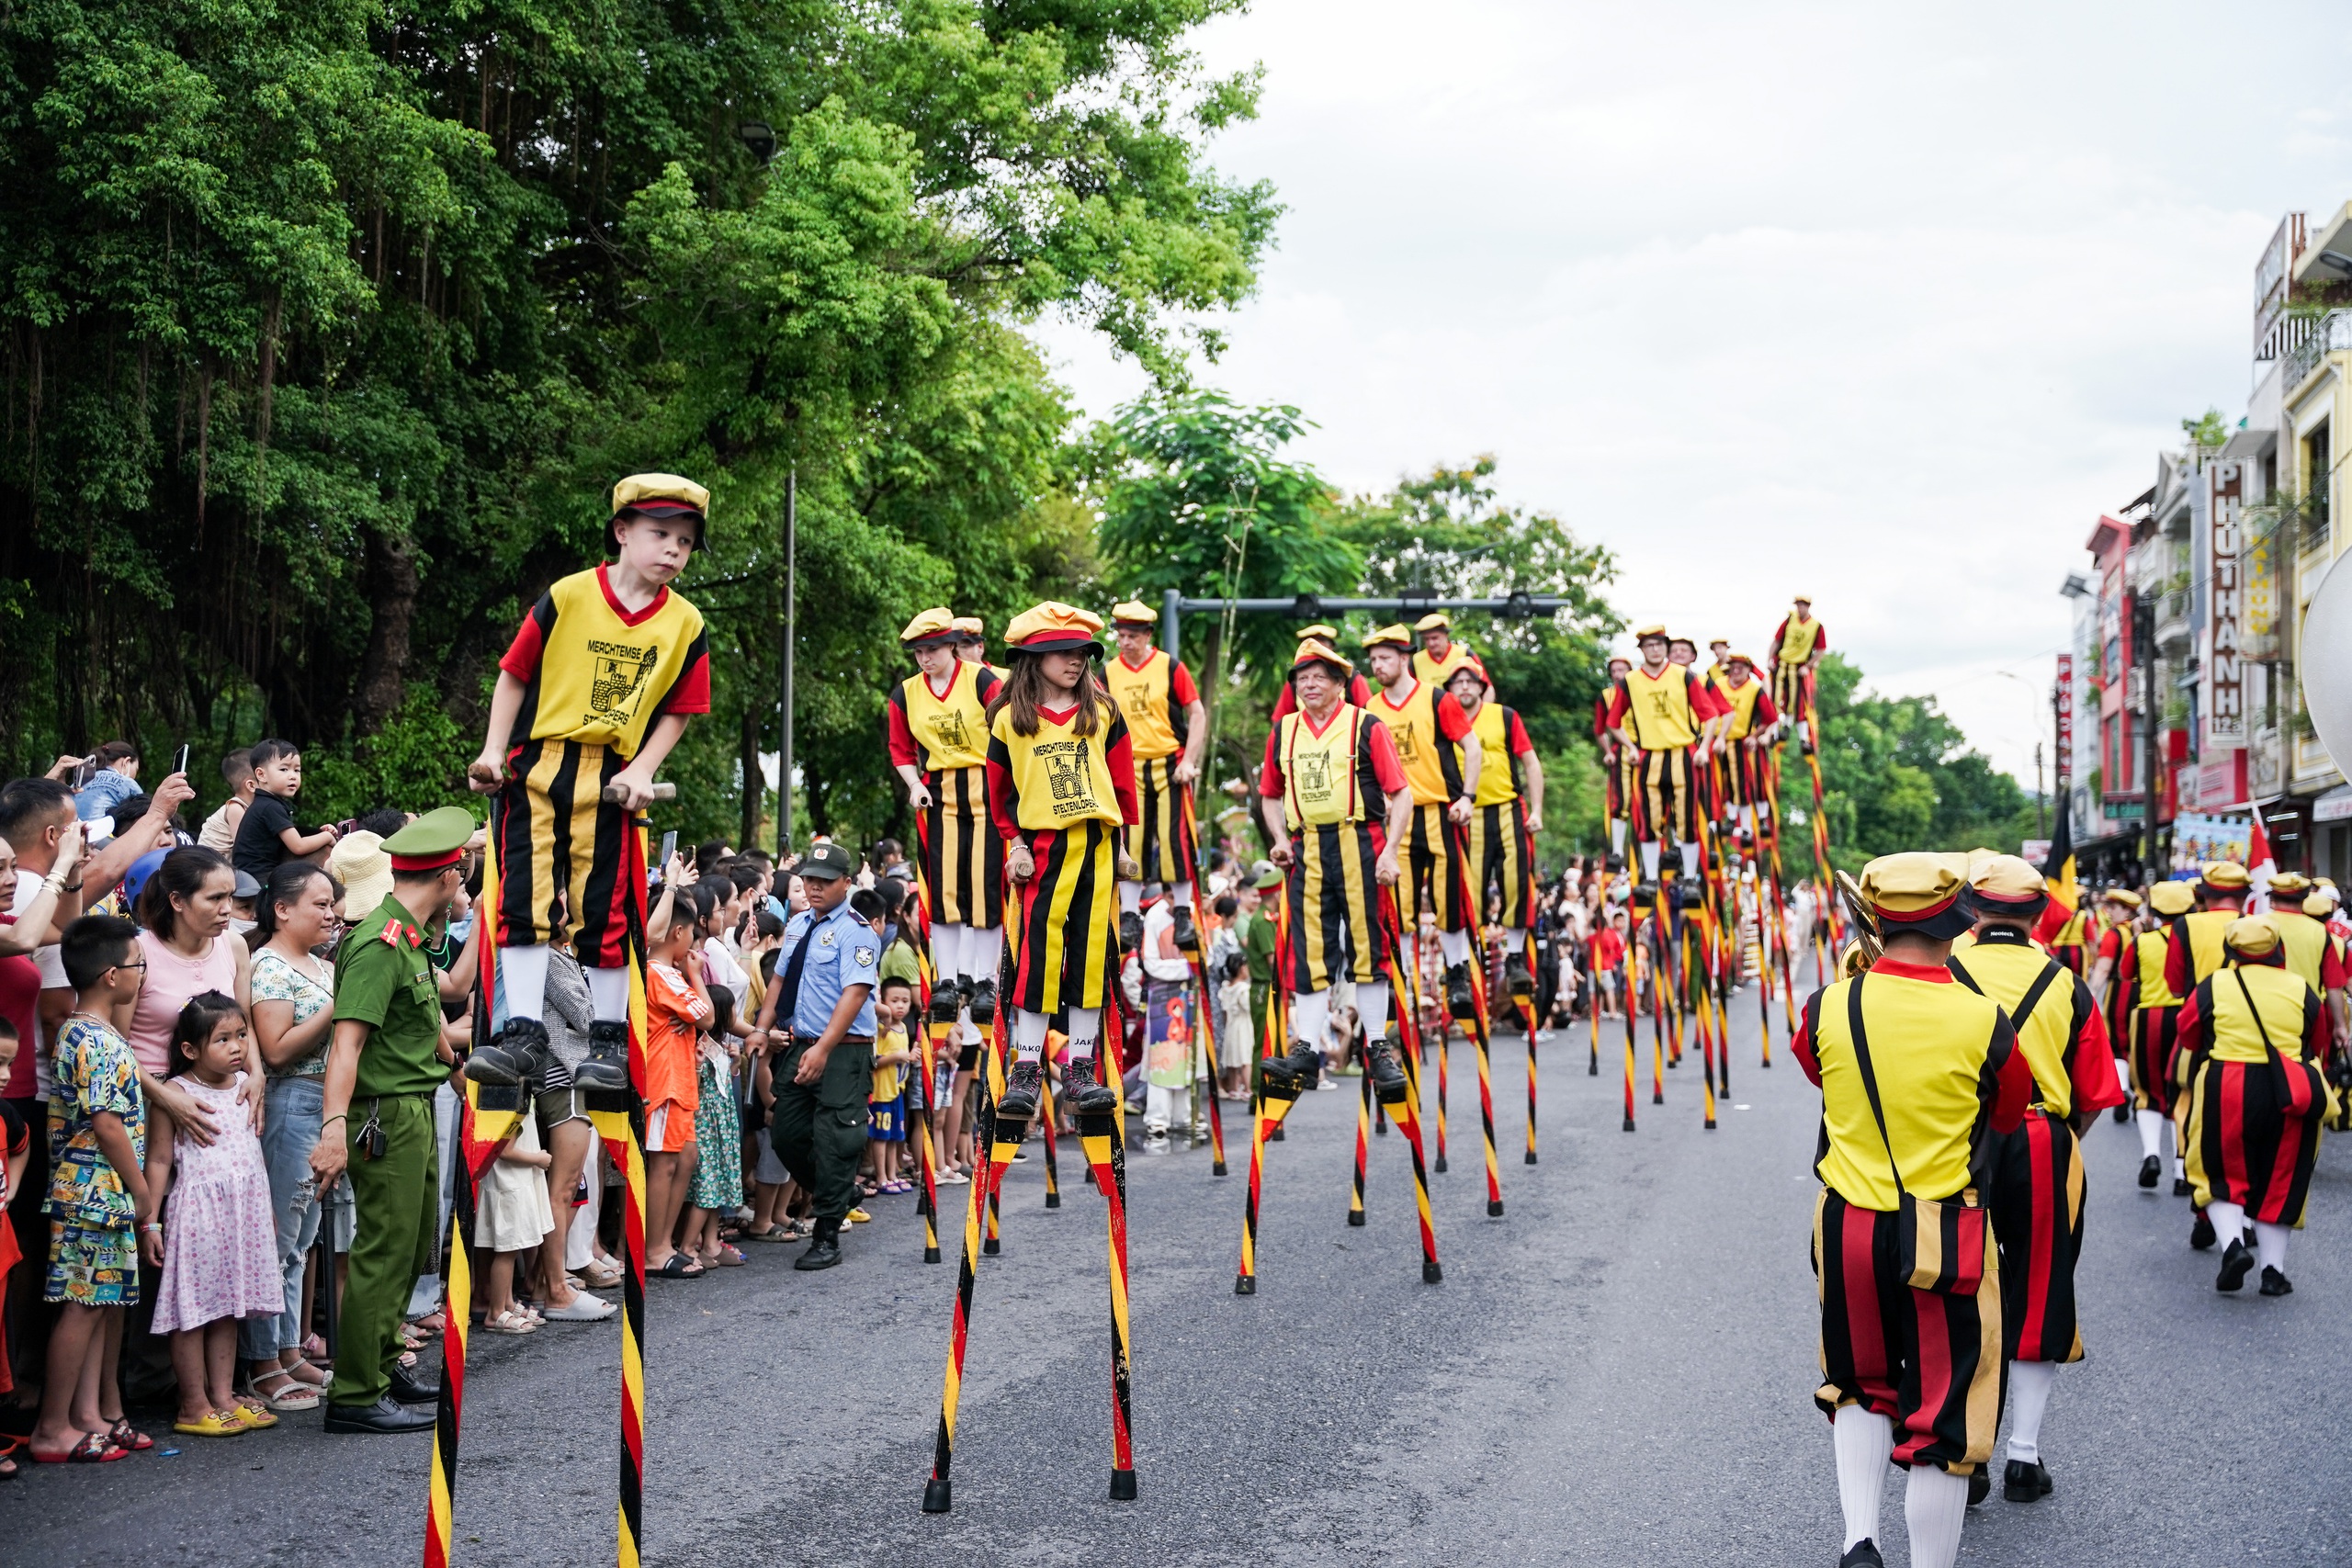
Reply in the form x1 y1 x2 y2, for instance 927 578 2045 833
232 1400 279 1429
173 1410 248 1438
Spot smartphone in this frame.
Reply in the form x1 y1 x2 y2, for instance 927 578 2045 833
71 759 95 791
173 742 190 778
659 829 678 870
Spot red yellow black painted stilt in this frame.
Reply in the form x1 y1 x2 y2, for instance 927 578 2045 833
921 1034 1024 1514
1038 1063 1062 1209
1349 1052 1372 1225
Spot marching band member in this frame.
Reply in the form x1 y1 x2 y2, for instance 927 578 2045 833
2117 881 2195 1192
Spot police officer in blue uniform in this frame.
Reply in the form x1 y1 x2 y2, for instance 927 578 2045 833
752 842 881 1271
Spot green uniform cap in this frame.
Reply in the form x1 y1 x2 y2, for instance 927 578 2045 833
383 806 477 872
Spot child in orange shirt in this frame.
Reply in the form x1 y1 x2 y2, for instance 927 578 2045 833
642 864 710 1278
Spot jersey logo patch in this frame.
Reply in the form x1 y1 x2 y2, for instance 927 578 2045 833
928 709 972 754
588 638 661 719
1295 748 1332 796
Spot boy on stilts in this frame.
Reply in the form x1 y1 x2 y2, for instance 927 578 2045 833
465 474 712 1089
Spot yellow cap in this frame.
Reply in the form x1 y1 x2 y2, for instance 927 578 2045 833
1967 854 2047 906
899 607 957 645
1793 592 1814 604
1633 624 1668 643
2201 861 2251 890
2224 915 2280 956
1414 612 1452 633
1289 638 1353 679
1725 651 1758 668
1860 852 1971 925
1002 602 1104 654
2101 888 2143 908
610 472 709 516
1296 622 1340 641
949 615 983 640
2267 871 2312 895
2150 881 2195 916
1109 600 1156 626
1362 624 1414 651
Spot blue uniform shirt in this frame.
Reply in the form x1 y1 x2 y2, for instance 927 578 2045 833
779 898 881 1040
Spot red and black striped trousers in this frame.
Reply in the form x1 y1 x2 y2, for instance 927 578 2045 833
1813 1189 2001 1475
1986 1110 2086 1365
2184 1054 2327 1224
2127 1005 2179 1114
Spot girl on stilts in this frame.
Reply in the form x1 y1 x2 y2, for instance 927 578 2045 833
982 604 1138 1119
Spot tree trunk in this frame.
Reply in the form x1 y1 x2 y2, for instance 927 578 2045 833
740 703 763 852
353 528 418 742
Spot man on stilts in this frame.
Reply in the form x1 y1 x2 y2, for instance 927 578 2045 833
1104 600 1208 956
1770 594 1827 750
1445 663 1544 1002
1603 626 1722 893
1361 626 1484 1023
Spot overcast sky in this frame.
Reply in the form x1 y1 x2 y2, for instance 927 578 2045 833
1034 0 2352 785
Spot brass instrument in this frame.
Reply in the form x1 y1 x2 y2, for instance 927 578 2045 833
1832 869 1883 968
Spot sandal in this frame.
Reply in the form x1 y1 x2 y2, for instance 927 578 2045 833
172 1411 248 1438
107 1419 155 1451
709 1244 746 1267
936 1169 970 1186
742 1224 794 1244
243 1371 322 1413
480 1308 537 1335
231 1401 278 1430
650 1254 706 1280
581 1258 624 1288
280 1356 331 1389
33 1432 127 1464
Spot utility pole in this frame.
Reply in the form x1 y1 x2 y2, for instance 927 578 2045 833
2035 742 2045 840
2136 595 2161 883
776 468 796 858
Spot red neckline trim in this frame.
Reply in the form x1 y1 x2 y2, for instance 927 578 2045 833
1039 702 1079 723
596 562 671 627
1299 703 1349 737
1115 650 1159 672
1870 956 1952 983
925 663 964 701
1374 679 1419 712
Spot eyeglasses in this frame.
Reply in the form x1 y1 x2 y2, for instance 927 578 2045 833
110 959 148 974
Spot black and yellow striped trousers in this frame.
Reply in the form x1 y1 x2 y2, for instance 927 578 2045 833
1009 818 1119 1013
920 765 1004 928
1630 747 1701 849
492 738 635 968
1123 754 1198 886
1404 802 1471 932
1465 798 1535 928
1284 820 1390 993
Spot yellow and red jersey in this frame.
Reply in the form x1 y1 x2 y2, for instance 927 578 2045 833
1604 665 1726 752
1104 649 1199 761
1366 678 1475 806
984 701 1137 836
1771 614 1826 667
1259 703 1408 832
1466 701 1535 807
886 660 1003 774
500 565 711 757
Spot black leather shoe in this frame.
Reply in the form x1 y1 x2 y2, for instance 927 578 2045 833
2189 1211 2216 1250
1119 909 1145 953
2111 1103 2129 1123
1445 964 1476 1021
571 1020 630 1093
2216 1236 2255 1292
997 1060 1044 1120
1838 1540 1884 1568
1967 1469 1991 1506
1061 1055 1120 1116
1258 1043 1321 1096
462 1020 528 1087
1503 954 1535 999
1172 904 1200 953
1368 1039 1408 1100
966 978 996 1027
2003 1458 2052 1500
928 981 962 1025
388 1365 440 1404
2138 1154 2161 1190
323 1395 437 1435
2173 1176 2191 1197
794 1228 842 1271
2259 1265 2293 1297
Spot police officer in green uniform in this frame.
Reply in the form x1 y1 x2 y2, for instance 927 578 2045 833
751 842 880 1272
310 807 475 1434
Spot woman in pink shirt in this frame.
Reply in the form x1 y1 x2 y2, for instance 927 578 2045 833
119 848 253 1079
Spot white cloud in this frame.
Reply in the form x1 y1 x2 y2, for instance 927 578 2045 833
1032 0 2352 784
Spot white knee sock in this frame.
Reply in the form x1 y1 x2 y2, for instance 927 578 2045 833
584 964 630 1022
1739 804 1755 832
1438 928 1472 967
499 943 551 1023
2208 1198 2246 1242
967 925 1003 981
1904 1465 1970 1568
1013 1010 1050 1062
1610 818 1627 856
2006 1359 2056 1462
1679 840 1700 879
1832 1405 1893 1551
1290 988 1331 1051
1119 882 1141 915
1174 879 1194 908
2113 1056 2131 1100
1358 980 1391 1047
2135 1109 2164 1160
1640 841 1660 881
1064 1006 1102 1062
931 921 967 985
2254 1220 2290 1275
1504 926 1526 953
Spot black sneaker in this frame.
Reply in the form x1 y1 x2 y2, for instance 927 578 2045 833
2173 1176 2191 1197
1444 963 1476 1021
463 1016 543 1087
571 1020 630 1093
1368 1039 1408 1101
2138 1154 2161 1190
323 1394 437 1435
794 1226 842 1271
1062 1055 1120 1115
2189 1211 2216 1250
1172 904 1200 953
997 1060 1044 1120
1119 909 1144 953
2003 1458 2052 1500
2259 1265 2293 1297
2216 1236 2255 1292
928 981 962 1025
967 977 996 1027
1258 1043 1321 1096
1838 1540 1884 1568
1503 953 1534 999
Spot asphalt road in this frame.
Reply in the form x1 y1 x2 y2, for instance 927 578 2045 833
18 998 2352 1567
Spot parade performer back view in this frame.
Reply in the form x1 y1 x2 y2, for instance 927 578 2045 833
1792 852 2032 1568
2117 880 2195 1191
466 474 711 1089
887 607 1006 1031
1945 855 2122 1505
1104 600 1207 953
1256 638 1414 1093
1361 626 1483 1019
983 604 1137 1118
1770 594 1826 746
